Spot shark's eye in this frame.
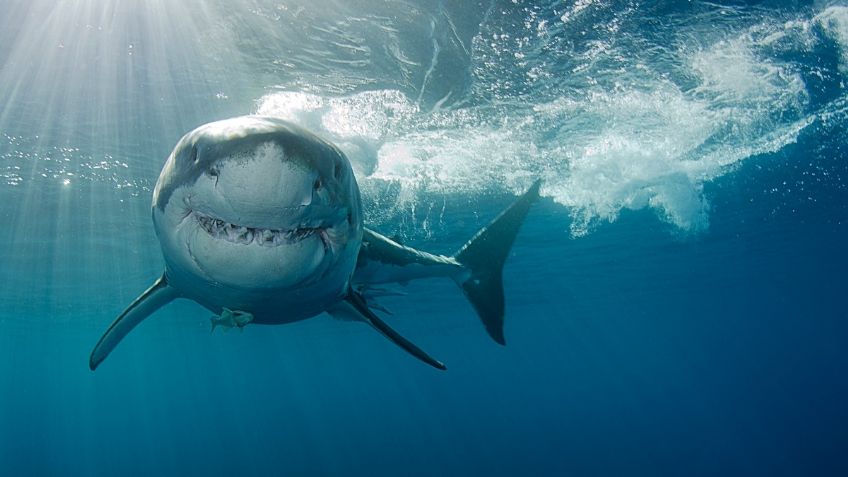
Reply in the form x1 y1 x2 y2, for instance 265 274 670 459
333 161 342 180
313 178 322 190
189 145 198 163
207 166 219 178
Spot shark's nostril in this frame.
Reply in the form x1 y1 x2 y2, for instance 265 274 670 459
189 145 198 163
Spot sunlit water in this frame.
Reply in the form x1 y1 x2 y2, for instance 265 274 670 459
1 1 847 475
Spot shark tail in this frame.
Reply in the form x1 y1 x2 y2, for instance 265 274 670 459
453 179 542 345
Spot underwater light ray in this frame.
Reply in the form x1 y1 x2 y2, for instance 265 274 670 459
0 0 266 318
0 0 845 320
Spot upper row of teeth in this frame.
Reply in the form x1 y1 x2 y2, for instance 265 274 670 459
196 213 316 246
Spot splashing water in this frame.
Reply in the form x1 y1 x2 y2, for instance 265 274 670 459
254 3 845 236
2 1 847 238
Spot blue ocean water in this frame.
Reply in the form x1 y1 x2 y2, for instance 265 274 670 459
1 0 847 475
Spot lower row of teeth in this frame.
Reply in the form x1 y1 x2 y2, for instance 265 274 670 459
196 214 316 246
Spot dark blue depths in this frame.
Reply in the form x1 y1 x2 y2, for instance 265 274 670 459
0 124 845 477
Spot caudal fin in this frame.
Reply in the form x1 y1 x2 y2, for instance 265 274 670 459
453 179 541 345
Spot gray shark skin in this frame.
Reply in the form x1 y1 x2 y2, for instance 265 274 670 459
89 116 541 371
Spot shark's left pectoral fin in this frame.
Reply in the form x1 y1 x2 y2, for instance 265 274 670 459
89 273 179 370
331 291 447 370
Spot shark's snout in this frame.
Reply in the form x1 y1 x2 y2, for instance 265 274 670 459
183 139 342 233
209 142 318 207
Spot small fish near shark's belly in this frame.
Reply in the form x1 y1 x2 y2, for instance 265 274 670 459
197 290 336 325
168 268 347 325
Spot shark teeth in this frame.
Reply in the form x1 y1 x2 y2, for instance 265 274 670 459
194 211 320 247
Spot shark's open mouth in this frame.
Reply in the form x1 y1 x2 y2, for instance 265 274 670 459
194 211 328 248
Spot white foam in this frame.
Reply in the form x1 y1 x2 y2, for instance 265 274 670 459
560 0 596 25
815 6 848 74
256 90 417 177
255 10 825 237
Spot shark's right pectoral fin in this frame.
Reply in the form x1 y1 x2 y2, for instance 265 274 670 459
329 291 447 370
89 273 179 371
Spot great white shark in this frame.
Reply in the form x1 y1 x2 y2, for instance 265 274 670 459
89 116 541 371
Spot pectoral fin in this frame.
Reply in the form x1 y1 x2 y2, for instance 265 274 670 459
337 291 447 370
89 273 179 370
